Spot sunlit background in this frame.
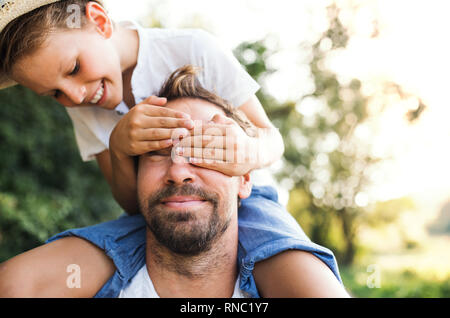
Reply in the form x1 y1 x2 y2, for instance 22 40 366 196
106 0 450 205
0 0 449 297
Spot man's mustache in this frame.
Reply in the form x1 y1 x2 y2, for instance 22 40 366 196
146 184 219 209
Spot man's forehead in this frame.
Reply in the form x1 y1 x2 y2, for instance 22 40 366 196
165 98 226 121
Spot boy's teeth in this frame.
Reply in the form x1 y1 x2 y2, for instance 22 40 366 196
90 82 104 104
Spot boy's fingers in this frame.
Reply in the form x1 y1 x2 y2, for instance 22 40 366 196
175 147 229 162
138 116 194 129
142 139 174 151
140 105 191 120
136 127 190 141
141 95 167 106
137 128 176 141
191 123 229 136
189 158 228 166
177 135 227 148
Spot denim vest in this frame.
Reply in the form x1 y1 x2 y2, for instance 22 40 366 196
47 186 342 297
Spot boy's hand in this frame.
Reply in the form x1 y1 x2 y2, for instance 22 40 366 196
110 96 194 159
174 114 258 176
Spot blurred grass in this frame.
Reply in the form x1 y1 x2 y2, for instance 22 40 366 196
341 266 450 298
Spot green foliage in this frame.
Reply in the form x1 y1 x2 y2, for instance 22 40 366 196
0 86 121 262
341 266 450 298
234 5 376 265
363 197 416 228
234 4 423 266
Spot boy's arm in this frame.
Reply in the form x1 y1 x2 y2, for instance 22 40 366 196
0 237 115 297
96 149 140 215
253 250 350 297
97 147 140 215
237 95 285 168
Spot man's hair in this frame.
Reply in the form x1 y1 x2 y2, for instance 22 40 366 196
158 65 257 137
0 0 103 76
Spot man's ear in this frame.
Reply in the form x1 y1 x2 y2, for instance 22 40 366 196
238 173 252 200
85 2 113 39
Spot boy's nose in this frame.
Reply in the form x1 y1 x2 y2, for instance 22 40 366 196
65 85 87 105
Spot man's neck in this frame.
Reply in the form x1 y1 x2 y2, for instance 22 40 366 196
145 219 239 298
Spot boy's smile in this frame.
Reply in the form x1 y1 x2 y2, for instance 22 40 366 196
88 80 106 105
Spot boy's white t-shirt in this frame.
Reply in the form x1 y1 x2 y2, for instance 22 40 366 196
65 21 260 163
118 265 248 298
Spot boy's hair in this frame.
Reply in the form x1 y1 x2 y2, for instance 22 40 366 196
158 65 257 138
0 0 103 77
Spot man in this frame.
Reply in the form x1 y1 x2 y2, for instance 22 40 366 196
121 99 252 297
0 66 347 298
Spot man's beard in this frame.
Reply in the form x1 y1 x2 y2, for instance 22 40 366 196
141 184 232 256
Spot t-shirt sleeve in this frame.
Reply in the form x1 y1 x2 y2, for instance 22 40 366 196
191 30 260 108
65 108 108 162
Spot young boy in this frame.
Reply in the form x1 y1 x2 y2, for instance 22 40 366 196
0 0 347 297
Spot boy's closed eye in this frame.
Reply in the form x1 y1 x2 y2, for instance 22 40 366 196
48 61 80 98
69 60 80 76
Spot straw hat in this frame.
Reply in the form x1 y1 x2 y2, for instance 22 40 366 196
0 0 104 89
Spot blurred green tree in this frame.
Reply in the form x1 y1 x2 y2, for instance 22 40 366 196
0 86 121 261
234 4 421 265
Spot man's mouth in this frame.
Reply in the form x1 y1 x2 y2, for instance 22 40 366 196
160 196 208 209
89 80 106 104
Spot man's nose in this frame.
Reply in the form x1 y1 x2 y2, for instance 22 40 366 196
164 157 196 185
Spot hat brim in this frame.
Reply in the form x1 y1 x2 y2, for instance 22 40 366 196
0 74 17 89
